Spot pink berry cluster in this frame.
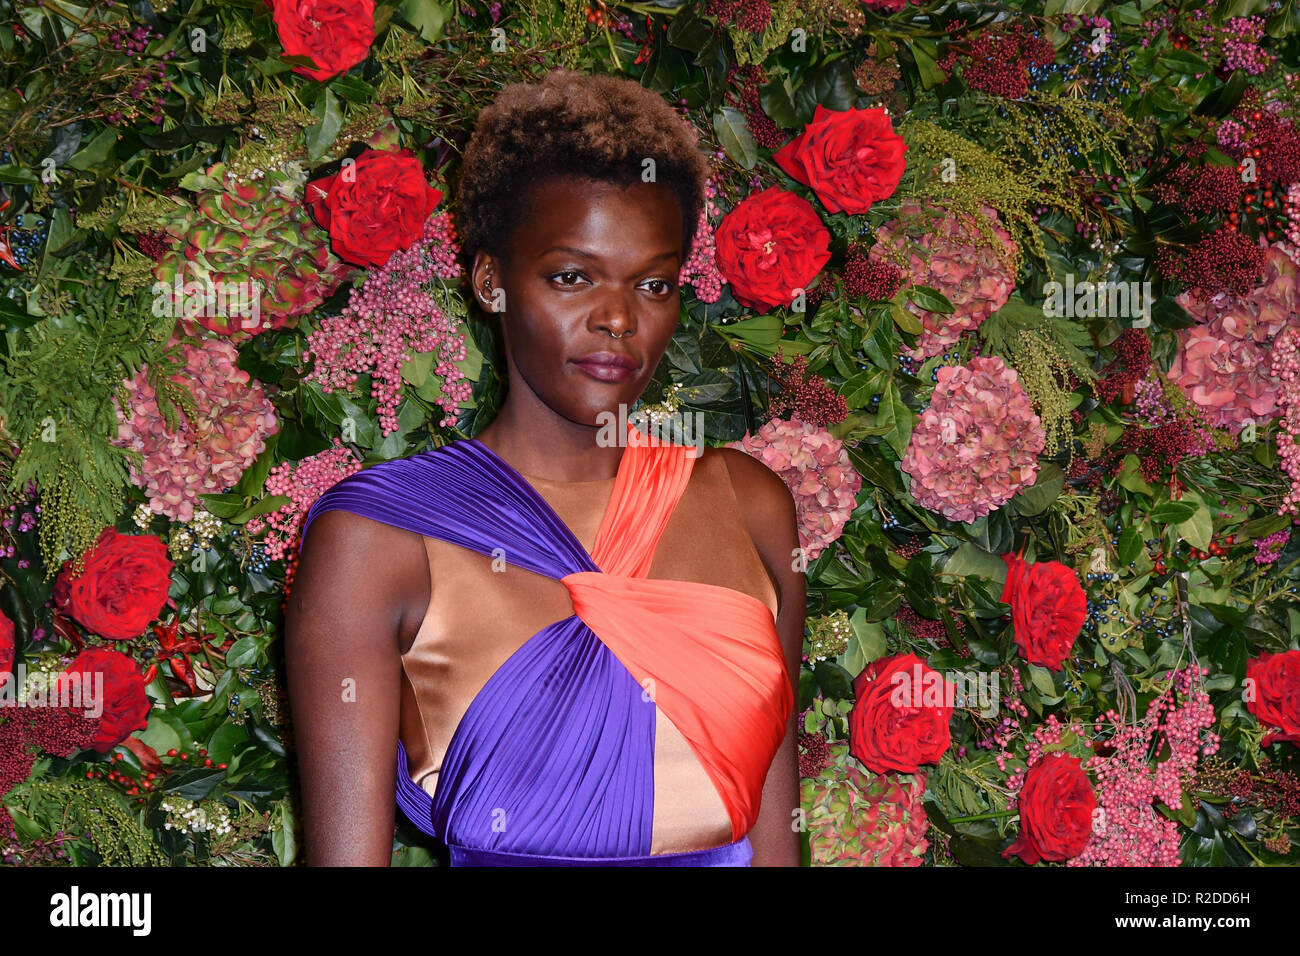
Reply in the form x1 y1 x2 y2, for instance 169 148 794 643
303 211 469 435
902 355 1047 524
1269 324 1300 517
245 439 363 563
1285 182 1300 255
1006 713 1080 791
1070 667 1218 867
112 336 280 522
1253 528 1290 565
726 417 863 560
986 668 1029 765
678 177 726 303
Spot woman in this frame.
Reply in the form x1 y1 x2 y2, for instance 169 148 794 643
286 69 805 866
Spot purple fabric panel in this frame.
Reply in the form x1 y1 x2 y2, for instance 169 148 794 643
431 615 653 857
449 835 754 867
297 441 598 580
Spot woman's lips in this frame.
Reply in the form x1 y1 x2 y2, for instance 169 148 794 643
572 352 638 383
574 360 636 383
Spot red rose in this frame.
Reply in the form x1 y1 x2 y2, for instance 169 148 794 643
52 527 174 642
304 148 443 268
773 105 906 215
0 607 13 677
1246 649 1300 747
268 0 376 82
849 652 953 774
1002 753 1096 864
715 186 831 313
62 646 151 753
1000 551 1086 672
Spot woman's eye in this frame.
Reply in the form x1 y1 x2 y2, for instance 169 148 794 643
551 271 583 286
643 279 675 295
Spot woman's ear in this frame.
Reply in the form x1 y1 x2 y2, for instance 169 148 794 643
471 251 504 315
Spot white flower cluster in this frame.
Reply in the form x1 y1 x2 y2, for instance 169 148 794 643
189 508 223 550
131 502 156 530
160 795 234 836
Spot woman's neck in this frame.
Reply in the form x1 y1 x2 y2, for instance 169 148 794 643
472 394 629 483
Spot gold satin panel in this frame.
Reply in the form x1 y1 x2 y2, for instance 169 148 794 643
397 447 781 854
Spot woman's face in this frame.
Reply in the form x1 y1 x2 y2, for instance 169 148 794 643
472 175 685 428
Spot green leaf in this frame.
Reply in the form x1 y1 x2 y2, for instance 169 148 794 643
889 301 923 335
848 608 887 669
842 367 889 409
272 806 298 866
224 637 260 670
1148 501 1197 524
907 41 945 90
400 0 448 41
1011 463 1063 517
876 380 913 459
1118 525 1143 566
0 164 39 185
158 767 225 801
1027 664 1057 697
814 660 855 700
197 493 247 520
401 350 434 388
713 107 758 170
65 126 117 171
942 541 1009 587
1116 454 1155 495
720 313 785 354
134 709 185 757
907 285 955 314
329 75 377 103
305 88 344 163
1177 504 1213 551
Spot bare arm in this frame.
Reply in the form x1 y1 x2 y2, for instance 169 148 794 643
720 448 806 867
284 509 429 866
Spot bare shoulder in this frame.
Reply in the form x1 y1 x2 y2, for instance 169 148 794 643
707 444 799 575
709 445 798 534
293 508 430 640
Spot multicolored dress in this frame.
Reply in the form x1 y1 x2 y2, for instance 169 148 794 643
298 420 793 866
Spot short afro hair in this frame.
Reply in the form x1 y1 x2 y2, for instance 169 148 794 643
455 68 711 272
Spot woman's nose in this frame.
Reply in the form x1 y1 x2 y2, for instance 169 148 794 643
591 287 636 338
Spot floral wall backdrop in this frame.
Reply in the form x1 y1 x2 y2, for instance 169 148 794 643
1 0 1299 866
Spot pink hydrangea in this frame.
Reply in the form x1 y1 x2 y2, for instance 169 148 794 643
1170 243 1300 434
1166 326 1279 432
870 202 1018 361
902 355 1046 524
727 417 862 561
113 336 279 522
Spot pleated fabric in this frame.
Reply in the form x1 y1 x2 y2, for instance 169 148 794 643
296 420 792 864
